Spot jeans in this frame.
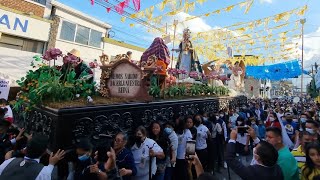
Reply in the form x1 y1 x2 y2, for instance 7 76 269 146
153 172 165 180
164 167 173 180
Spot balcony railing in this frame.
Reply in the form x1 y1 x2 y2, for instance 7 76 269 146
30 0 46 5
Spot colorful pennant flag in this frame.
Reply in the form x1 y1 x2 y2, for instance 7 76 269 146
133 0 141 11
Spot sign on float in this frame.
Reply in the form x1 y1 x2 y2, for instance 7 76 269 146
0 79 10 100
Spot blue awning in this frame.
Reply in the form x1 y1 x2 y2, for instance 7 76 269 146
246 60 301 81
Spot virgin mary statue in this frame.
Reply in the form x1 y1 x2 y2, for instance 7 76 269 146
175 28 202 77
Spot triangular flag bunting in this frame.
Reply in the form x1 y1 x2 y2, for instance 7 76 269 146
115 5 124 14
224 5 235 12
106 7 111 13
119 1 126 9
244 0 253 14
132 0 141 11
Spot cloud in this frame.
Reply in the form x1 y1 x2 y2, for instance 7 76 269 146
292 27 320 68
148 12 212 38
260 0 273 3
174 12 212 34
290 27 320 89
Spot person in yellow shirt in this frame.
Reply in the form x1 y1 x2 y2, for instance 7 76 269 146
291 131 313 174
301 142 320 180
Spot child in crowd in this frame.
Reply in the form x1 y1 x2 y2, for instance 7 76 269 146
258 120 266 139
0 99 13 124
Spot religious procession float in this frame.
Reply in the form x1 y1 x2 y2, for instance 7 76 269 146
13 28 247 151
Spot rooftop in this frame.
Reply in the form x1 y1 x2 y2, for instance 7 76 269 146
51 0 112 29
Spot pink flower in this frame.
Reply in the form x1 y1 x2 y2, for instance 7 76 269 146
50 48 62 58
63 54 78 64
180 69 187 75
89 60 98 68
189 71 199 78
202 74 208 81
172 69 178 75
43 48 62 61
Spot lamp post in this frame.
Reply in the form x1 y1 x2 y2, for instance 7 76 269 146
300 18 306 97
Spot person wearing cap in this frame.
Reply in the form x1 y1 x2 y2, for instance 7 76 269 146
73 138 95 180
61 49 94 82
0 134 65 179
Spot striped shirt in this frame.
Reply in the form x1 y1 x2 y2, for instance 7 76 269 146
291 145 306 175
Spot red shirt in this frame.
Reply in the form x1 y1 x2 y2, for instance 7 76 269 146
265 119 281 129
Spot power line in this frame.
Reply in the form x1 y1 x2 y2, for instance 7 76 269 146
95 0 165 33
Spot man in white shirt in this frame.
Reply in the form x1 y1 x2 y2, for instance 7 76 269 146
229 109 239 128
0 134 65 179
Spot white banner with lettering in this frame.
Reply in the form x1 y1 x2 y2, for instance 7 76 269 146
0 9 50 41
0 79 10 100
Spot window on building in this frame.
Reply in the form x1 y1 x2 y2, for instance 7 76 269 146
31 0 47 5
60 21 76 42
75 25 90 45
89 29 102 48
59 20 103 48
0 34 45 54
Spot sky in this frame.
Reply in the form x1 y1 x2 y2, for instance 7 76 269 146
56 0 320 91
57 0 320 69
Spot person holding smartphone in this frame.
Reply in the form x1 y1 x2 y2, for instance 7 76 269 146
194 114 211 171
174 117 192 180
235 117 250 165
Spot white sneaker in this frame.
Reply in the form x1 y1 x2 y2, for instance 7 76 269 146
236 153 239 157
224 162 228 169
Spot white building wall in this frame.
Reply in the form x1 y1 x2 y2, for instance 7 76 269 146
55 40 103 61
55 10 107 34
0 8 51 41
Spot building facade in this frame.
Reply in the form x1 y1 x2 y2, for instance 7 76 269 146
0 0 145 86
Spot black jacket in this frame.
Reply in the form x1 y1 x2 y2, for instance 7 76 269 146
225 142 284 180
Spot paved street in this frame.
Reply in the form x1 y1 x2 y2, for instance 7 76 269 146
209 155 253 180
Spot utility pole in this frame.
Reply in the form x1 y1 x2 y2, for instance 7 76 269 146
171 20 178 69
300 18 306 97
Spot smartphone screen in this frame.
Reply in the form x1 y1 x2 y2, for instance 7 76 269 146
237 126 249 134
186 140 196 159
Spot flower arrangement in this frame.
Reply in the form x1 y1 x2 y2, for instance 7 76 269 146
13 48 96 112
89 60 99 69
189 71 199 79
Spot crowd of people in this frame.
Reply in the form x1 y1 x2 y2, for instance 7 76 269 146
0 97 320 180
